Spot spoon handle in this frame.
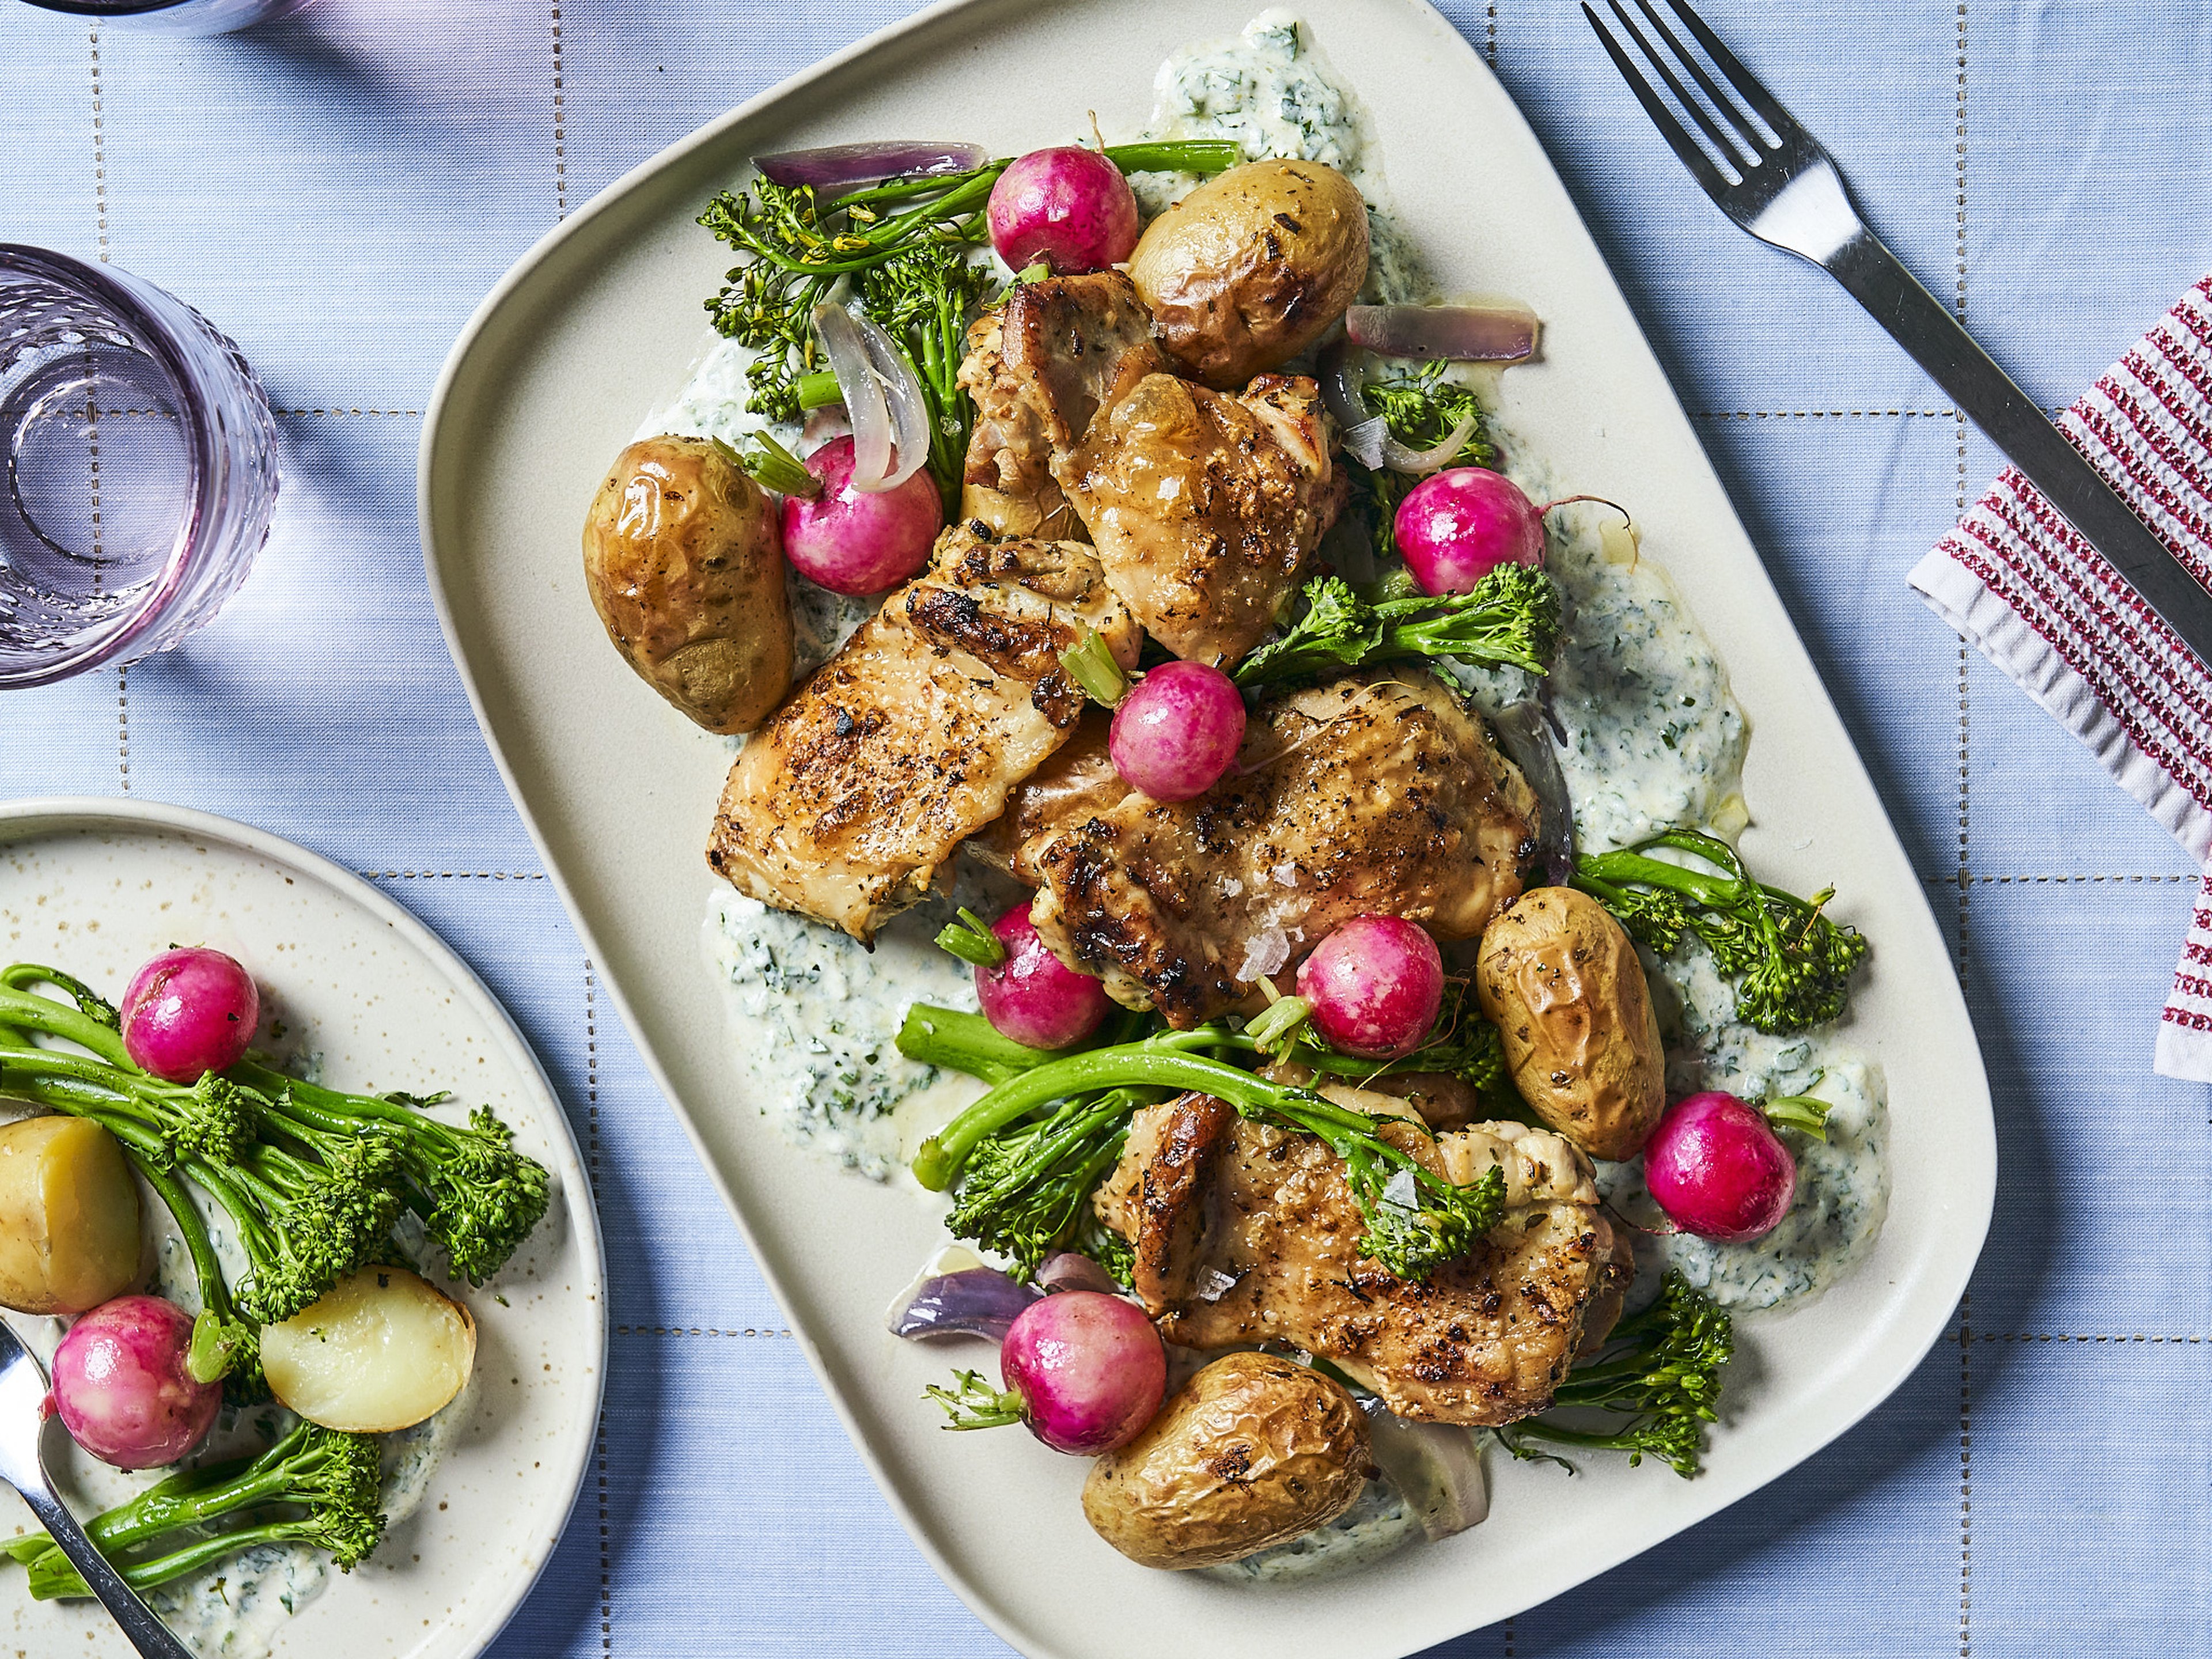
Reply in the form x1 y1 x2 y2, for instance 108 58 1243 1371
10 1470 197 1659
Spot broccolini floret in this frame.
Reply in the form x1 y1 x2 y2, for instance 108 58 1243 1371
1573 828 1870 1035
1498 1272 1733 1478
9 1420 385 1600
1233 563 1563 689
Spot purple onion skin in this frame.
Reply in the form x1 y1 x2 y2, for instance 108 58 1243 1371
1035 1252 1118 1296
754 141 987 192
1347 302 1539 363
891 1268 1040 1342
999 1291 1165 1455
51 1297 219 1471
120 948 259 1084
1108 662 1246 802
1296 915 1445 1062
1643 1092 1798 1243
987 147 1139 275
1395 467 1546 597
975 908 1112 1051
781 436 942 596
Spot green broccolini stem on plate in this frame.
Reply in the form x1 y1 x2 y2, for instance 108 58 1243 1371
908 1025 1505 1283
1233 563 1563 690
933 908 1007 969
895 1004 1071 1088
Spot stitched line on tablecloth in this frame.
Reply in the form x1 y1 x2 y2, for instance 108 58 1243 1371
587 963 609 1657
552 5 568 221
359 870 548 880
89 27 107 263
614 1326 794 1338
1919 873 2200 885
1485 0 1495 67
1976 1334 2207 1343
1953 6 1971 1648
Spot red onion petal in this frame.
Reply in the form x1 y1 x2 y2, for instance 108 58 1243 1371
1035 1252 1119 1296
1342 416 1386 470
1321 339 1479 473
1362 1400 1490 1540
1380 410 1481 475
1347 301 1541 363
888 1268 1039 1341
755 141 988 192
813 301 893 489
1491 701 1575 886
847 308 932 493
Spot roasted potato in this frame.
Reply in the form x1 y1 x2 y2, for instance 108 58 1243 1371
1127 160 1369 389
581 435 791 734
1474 887 1666 1161
262 1265 476 1433
0 1115 141 1316
1082 1351 1370 1570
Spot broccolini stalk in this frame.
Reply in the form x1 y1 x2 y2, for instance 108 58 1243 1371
1349 360 1498 565
1233 564 1563 689
911 1026 1503 1283
1573 828 1869 1035
941 1088 1145 1279
1498 1272 1733 1478
896 1004 1069 1086
14 1421 385 1600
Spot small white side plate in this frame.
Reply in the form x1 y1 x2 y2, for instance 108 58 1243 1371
418 1 1995 1653
0 797 604 1659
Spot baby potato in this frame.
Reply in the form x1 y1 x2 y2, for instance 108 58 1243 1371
1475 887 1666 1161
262 1265 475 1434
0 1116 141 1316
1127 159 1370 389
1082 1351 1370 1570
581 435 792 734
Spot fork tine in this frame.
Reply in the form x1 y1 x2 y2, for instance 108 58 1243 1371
1581 3 1732 198
1660 0 1801 141
1627 0 1764 153
1603 0 1748 175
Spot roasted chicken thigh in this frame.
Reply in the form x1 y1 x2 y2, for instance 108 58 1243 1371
956 271 1165 540
1092 1090 1623 1425
1055 368 1346 664
976 670 1537 1026
706 524 1139 941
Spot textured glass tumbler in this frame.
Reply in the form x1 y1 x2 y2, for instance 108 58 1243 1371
16 0 306 33
0 247 278 688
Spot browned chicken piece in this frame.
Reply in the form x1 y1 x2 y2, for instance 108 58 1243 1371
1091 1090 1619 1426
706 524 1139 942
982 671 1536 1027
1055 368 1347 665
956 272 1165 539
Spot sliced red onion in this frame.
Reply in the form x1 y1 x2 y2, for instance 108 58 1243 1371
1362 1402 1489 1540
847 308 931 493
1347 301 1540 364
888 1267 1039 1342
1492 700 1576 886
1035 1252 1119 1296
1342 415 1387 470
812 301 893 489
1320 342 1482 475
755 141 987 192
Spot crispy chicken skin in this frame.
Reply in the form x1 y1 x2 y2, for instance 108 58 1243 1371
706 524 1139 942
980 671 1536 1027
1092 1090 1618 1425
956 272 1165 540
1055 368 1346 665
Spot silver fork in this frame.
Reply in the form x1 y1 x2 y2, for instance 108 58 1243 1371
1585 0 2212 668
0 1323 194 1659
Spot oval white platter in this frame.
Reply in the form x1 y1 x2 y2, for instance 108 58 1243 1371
0 798 604 1659
416 0 1995 1653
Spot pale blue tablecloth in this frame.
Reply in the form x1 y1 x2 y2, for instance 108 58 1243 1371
2 1 2208 1652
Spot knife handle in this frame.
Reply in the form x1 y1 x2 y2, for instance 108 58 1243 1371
1821 227 2212 669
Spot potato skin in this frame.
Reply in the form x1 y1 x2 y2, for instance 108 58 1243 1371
1475 887 1666 1161
1127 160 1369 389
0 1116 141 1316
582 435 792 734
1082 1351 1370 1570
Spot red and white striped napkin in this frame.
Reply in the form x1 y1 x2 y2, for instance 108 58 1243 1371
1910 274 2212 1082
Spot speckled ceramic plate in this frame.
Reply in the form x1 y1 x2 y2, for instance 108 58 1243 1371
418 1 1995 1653
0 798 604 1659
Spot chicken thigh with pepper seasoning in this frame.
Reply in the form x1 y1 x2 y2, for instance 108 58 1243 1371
706 523 1140 941
974 669 1537 1026
1090 1088 1628 1425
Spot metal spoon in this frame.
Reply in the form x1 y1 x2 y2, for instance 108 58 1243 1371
0 1321 194 1659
